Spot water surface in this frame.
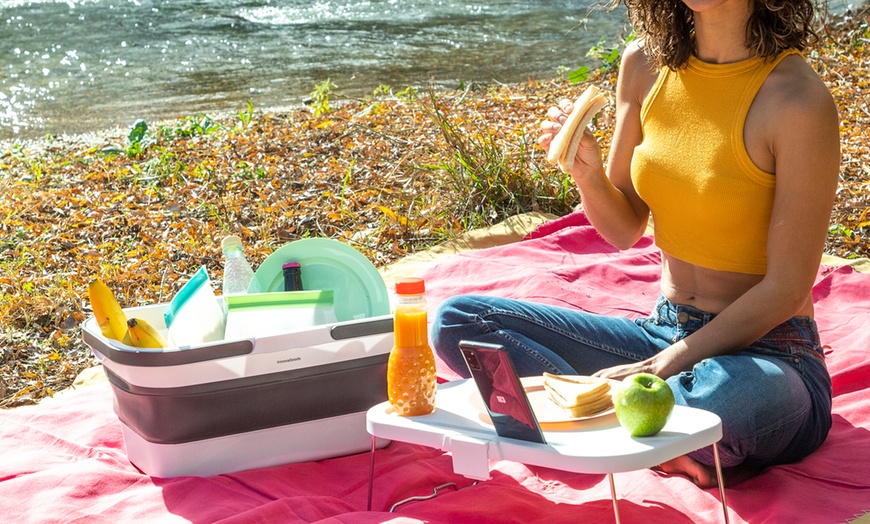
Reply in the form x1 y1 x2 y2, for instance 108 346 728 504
0 0 629 140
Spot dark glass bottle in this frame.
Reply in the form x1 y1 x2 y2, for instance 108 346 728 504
282 262 303 292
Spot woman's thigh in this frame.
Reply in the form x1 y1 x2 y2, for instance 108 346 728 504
431 294 668 377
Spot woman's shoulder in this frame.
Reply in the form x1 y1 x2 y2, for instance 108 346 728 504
617 39 661 107
620 39 659 77
753 50 839 180
762 51 836 121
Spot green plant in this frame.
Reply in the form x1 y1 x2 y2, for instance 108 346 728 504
234 161 267 180
24 159 44 184
567 32 636 84
310 79 337 117
396 86 418 102
373 84 391 97
370 84 416 102
419 87 578 232
101 119 152 157
829 224 855 238
177 115 222 138
237 100 255 129
340 159 354 213
555 65 572 80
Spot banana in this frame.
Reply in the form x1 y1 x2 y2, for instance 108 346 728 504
88 278 129 341
126 317 167 348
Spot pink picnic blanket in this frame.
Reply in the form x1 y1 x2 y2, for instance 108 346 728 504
2 212 869 523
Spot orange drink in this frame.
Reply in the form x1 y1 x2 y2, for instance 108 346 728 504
387 278 437 416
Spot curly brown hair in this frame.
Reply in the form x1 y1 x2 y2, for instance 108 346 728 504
618 0 820 69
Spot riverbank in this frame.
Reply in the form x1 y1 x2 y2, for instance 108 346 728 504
1 11 868 407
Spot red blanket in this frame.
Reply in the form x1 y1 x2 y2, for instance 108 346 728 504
2 213 869 523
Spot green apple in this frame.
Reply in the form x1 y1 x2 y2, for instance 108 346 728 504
613 373 675 437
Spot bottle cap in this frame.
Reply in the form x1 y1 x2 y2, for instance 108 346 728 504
221 235 242 250
395 277 425 295
282 262 301 270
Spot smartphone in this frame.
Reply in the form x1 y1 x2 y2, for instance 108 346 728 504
458 340 546 444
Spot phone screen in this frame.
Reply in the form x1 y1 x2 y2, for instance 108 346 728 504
458 340 546 444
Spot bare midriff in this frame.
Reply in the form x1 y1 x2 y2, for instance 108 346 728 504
660 253 815 317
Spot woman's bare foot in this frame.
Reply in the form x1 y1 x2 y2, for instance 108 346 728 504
655 455 718 488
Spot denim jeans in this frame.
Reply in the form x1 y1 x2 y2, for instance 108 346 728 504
431 294 833 469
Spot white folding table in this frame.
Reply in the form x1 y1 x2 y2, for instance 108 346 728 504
366 379 730 523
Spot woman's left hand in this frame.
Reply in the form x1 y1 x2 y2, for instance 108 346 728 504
592 347 689 380
593 341 697 380
592 360 660 381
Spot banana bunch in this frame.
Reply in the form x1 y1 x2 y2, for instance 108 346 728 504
88 278 166 349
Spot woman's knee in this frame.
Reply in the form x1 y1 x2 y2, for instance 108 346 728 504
432 295 483 338
669 355 807 416
431 295 511 341
433 294 498 323
669 355 811 467
430 295 495 374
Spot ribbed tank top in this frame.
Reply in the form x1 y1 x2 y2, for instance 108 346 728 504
631 49 800 274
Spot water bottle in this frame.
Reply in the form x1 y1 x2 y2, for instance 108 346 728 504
221 235 262 295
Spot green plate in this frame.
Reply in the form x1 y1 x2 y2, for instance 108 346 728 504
252 238 389 322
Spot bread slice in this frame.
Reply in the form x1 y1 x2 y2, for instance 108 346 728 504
542 372 612 417
546 391 614 418
545 85 608 174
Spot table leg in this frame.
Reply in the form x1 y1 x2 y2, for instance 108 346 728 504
608 473 621 524
712 443 730 524
367 435 377 511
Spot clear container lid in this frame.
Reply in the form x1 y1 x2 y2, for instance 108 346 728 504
221 235 242 250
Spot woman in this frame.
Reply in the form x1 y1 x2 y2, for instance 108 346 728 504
431 0 840 487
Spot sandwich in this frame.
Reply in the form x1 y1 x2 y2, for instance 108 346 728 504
546 85 608 174
542 372 612 418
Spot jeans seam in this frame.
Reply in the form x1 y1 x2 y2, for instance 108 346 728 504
754 401 811 440
498 331 563 374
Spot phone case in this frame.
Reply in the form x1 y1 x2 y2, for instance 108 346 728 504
458 340 546 444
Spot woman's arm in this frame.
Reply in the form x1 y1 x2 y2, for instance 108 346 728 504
539 41 657 249
595 59 841 380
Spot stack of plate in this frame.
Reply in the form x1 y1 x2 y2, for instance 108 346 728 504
252 238 390 322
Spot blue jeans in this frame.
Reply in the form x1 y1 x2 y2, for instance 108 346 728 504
431 294 832 469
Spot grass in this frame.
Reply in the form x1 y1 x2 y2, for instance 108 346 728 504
419 86 577 231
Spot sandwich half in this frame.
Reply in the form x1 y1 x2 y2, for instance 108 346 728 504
546 85 608 174
542 372 613 418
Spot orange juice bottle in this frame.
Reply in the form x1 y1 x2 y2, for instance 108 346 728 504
387 277 437 416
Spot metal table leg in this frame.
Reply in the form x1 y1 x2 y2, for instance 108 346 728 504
713 443 730 524
367 435 377 511
608 473 621 524
609 444 729 524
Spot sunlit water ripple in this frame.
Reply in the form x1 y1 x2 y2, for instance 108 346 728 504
0 0 630 140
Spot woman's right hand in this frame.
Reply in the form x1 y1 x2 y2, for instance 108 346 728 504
537 99 604 181
536 101 568 153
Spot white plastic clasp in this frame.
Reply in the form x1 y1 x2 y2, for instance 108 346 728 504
443 434 491 480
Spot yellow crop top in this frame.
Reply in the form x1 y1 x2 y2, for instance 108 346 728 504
631 49 800 275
